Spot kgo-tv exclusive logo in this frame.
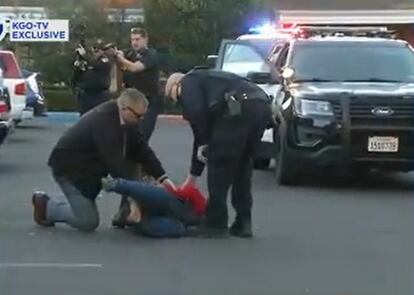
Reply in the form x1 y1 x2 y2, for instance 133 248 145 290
0 19 8 42
0 19 69 42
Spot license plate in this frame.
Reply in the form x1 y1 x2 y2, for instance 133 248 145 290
368 136 399 153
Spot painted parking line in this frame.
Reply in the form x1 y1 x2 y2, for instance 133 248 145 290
0 263 103 268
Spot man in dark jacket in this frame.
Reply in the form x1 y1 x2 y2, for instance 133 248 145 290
32 88 175 232
165 69 272 238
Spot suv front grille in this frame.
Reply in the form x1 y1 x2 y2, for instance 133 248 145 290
331 101 342 121
347 98 414 160
350 100 414 127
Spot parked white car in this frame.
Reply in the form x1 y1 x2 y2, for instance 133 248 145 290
0 50 33 124
0 68 13 146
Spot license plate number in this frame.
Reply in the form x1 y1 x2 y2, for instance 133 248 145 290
368 136 399 153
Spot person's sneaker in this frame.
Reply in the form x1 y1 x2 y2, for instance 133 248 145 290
101 175 119 192
111 200 131 229
32 192 55 227
229 220 253 238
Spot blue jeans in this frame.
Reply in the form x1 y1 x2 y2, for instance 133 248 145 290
110 179 199 237
47 175 99 232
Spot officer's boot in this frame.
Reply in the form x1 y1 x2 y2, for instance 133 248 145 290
230 216 252 238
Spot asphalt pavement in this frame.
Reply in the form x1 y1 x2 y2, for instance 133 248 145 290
0 116 413 295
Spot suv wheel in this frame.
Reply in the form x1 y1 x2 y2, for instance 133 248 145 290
253 158 270 170
274 127 299 185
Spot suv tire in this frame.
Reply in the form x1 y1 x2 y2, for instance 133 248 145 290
274 127 299 185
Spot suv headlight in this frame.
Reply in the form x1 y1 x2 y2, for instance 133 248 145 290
294 98 334 117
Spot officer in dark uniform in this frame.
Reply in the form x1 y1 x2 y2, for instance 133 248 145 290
73 42 111 116
115 27 161 142
165 69 272 238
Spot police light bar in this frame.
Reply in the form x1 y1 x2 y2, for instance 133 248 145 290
290 26 395 38
248 22 277 35
275 21 297 30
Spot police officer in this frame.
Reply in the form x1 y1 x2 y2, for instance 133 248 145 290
165 69 272 238
115 27 161 142
73 41 111 116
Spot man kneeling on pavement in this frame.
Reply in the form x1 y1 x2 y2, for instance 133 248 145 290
32 88 179 233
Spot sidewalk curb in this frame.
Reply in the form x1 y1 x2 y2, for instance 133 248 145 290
46 112 184 123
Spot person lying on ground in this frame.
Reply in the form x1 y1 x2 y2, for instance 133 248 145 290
101 176 207 238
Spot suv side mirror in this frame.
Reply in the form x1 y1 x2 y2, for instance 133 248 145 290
206 55 218 68
282 67 295 80
247 72 273 84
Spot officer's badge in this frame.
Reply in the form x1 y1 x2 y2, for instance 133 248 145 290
101 57 109 63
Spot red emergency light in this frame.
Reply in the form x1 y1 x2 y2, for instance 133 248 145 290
276 20 297 30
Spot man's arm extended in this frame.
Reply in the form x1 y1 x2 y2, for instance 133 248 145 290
116 54 145 72
116 49 157 73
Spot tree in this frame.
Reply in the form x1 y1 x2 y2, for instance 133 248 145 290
28 1 118 84
143 0 273 71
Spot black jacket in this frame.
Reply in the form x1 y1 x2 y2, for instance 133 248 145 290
179 69 269 176
77 54 111 92
122 48 160 98
48 100 166 195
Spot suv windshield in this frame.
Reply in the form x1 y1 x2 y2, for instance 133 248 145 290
290 43 414 83
250 39 274 55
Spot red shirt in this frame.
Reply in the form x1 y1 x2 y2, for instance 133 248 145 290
172 184 207 216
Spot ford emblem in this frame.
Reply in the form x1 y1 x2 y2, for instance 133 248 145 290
371 106 394 117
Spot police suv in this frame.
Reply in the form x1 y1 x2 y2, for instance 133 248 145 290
213 26 414 185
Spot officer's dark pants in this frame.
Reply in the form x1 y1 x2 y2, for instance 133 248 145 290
139 97 162 142
77 90 109 116
206 99 271 229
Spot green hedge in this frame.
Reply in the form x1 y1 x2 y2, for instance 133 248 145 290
45 88 77 112
44 87 182 114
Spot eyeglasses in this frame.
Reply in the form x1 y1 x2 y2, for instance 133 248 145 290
126 106 145 120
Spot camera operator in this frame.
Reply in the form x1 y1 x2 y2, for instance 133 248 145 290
73 41 111 116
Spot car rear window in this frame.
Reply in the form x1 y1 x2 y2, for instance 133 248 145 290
0 52 23 79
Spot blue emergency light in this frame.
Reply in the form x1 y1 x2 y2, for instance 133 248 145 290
248 22 275 35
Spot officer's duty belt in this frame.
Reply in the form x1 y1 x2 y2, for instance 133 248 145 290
225 90 269 102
